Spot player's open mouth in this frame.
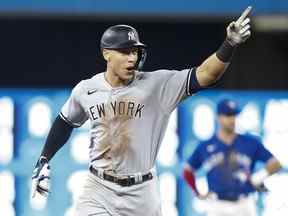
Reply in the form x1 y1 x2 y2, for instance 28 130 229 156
126 66 135 72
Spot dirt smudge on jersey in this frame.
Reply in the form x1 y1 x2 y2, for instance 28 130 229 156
98 114 132 157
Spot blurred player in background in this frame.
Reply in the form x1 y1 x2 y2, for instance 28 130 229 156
183 98 282 216
32 7 253 216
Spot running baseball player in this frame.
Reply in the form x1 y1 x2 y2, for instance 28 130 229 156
32 7 253 216
183 98 282 216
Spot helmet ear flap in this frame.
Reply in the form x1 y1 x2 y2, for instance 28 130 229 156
137 48 147 70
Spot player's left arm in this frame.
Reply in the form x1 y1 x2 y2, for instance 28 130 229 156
251 157 282 188
250 139 282 188
265 157 282 174
195 6 252 87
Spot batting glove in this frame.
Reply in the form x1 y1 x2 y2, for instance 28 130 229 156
226 6 252 46
31 156 51 198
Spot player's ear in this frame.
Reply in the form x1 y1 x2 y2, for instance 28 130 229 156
102 49 110 62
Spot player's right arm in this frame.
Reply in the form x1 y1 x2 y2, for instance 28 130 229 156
195 6 252 87
31 116 74 198
183 164 200 195
183 144 204 197
31 81 88 198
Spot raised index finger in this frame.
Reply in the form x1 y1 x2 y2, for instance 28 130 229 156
235 6 252 26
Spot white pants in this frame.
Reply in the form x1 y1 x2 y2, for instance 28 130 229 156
206 195 257 216
75 172 162 216
75 201 112 216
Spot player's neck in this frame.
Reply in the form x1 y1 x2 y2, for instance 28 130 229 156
104 71 132 87
217 130 236 145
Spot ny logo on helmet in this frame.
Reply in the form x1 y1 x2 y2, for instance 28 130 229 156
128 31 136 41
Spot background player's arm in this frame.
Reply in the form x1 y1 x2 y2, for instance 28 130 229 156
265 157 282 174
250 138 282 188
183 164 199 195
183 144 205 197
196 6 252 87
251 157 282 188
183 164 213 200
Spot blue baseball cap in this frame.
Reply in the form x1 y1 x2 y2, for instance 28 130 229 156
217 99 241 116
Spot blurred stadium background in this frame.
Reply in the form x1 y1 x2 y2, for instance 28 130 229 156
0 1 288 215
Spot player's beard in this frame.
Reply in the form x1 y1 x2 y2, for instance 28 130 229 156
223 123 235 135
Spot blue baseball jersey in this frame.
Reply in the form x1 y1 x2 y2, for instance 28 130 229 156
187 134 273 196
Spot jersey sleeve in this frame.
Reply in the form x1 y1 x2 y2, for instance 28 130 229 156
60 81 88 127
187 144 204 170
254 138 273 163
157 68 196 113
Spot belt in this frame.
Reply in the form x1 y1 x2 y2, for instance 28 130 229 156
216 193 248 202
89 166 153 187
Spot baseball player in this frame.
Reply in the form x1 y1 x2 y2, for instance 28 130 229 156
183 98 282 216
31 7 253 216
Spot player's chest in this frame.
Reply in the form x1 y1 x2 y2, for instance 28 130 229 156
81 87 151 121
204 145 252 167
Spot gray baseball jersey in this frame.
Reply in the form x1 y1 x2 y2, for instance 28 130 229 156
60 69 194 215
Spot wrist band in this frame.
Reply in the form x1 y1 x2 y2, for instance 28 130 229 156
216 39 236 63
251 169 269 186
